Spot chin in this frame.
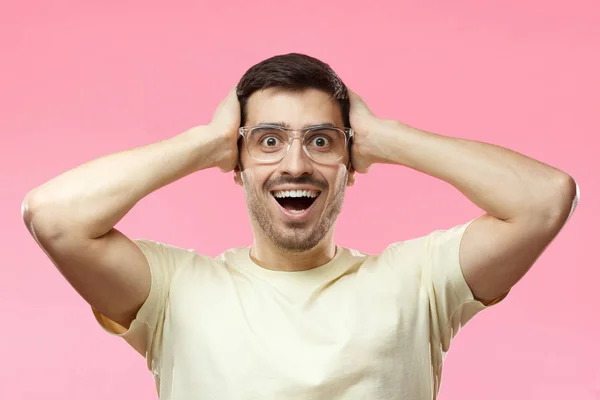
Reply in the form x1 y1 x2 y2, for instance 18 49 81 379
268 223 328 253
272 238 320 253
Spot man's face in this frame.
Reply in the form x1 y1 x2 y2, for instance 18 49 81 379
236 88 354 253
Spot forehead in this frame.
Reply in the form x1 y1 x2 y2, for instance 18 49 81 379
245 87 343 127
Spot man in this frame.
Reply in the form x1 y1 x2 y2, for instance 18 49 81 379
22 53 578 399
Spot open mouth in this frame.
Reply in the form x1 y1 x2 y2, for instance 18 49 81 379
271 189 321 214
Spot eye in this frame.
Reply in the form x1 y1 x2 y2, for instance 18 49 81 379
308 135 330 148
260 136 282 147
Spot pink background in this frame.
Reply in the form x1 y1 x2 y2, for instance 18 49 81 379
1 1 598 399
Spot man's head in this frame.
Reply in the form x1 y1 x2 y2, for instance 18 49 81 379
235 53 354 253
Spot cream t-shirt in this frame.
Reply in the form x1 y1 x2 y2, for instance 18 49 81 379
93 220 506 399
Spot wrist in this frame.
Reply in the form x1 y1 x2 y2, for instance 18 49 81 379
361 118 406 165
375 120 425 166
179 125 236 171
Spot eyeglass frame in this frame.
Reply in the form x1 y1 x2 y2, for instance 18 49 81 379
238 124 354 165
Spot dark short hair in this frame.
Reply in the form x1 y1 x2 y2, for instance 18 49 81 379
236 53 350 127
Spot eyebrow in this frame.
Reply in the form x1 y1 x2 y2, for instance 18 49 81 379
256 121 338 129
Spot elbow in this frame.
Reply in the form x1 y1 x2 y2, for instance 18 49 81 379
559 173 579 221
22 189 41 230
555 173 578 211
516 173 577 235
22 189 67 242
542 172 579 226
22 190 42 241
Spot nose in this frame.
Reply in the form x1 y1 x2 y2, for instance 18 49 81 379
278 138 314 177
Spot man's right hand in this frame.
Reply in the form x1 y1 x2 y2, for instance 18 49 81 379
207 87 241 172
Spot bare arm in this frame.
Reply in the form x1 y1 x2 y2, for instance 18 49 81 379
376 122 577 301
349 91 578 303
22 89 240 328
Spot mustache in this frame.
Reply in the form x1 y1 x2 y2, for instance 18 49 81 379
265 176 328 191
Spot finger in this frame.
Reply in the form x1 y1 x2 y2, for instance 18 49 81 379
348 89 361 100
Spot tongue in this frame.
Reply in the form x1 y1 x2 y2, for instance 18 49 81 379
278 197 314 211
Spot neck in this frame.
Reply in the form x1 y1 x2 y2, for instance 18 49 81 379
249 232 337 272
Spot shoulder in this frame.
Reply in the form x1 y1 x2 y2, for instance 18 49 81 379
354 220 474 273
384 220 474 256
216 246 252 268
132 239 226 276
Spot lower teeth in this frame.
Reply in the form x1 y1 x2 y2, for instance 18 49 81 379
289 209 306 214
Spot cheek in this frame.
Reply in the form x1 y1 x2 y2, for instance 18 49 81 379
241 166 272 193
318 166 348 195
330 166 349 186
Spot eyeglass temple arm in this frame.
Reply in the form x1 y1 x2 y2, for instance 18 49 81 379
346 129 355 172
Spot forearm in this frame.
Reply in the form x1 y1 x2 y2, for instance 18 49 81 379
23 125 226 239
373 120 576 222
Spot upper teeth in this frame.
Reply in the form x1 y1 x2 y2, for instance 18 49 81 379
272 190 319 198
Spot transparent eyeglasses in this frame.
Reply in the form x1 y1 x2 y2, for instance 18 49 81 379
239 124 353 164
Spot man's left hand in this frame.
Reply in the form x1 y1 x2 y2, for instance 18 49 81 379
348 90 393 173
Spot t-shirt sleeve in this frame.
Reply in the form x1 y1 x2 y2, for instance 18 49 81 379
91 239 188 372
423 219 509 352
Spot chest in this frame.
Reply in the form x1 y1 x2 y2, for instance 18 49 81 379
163 266 433 390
